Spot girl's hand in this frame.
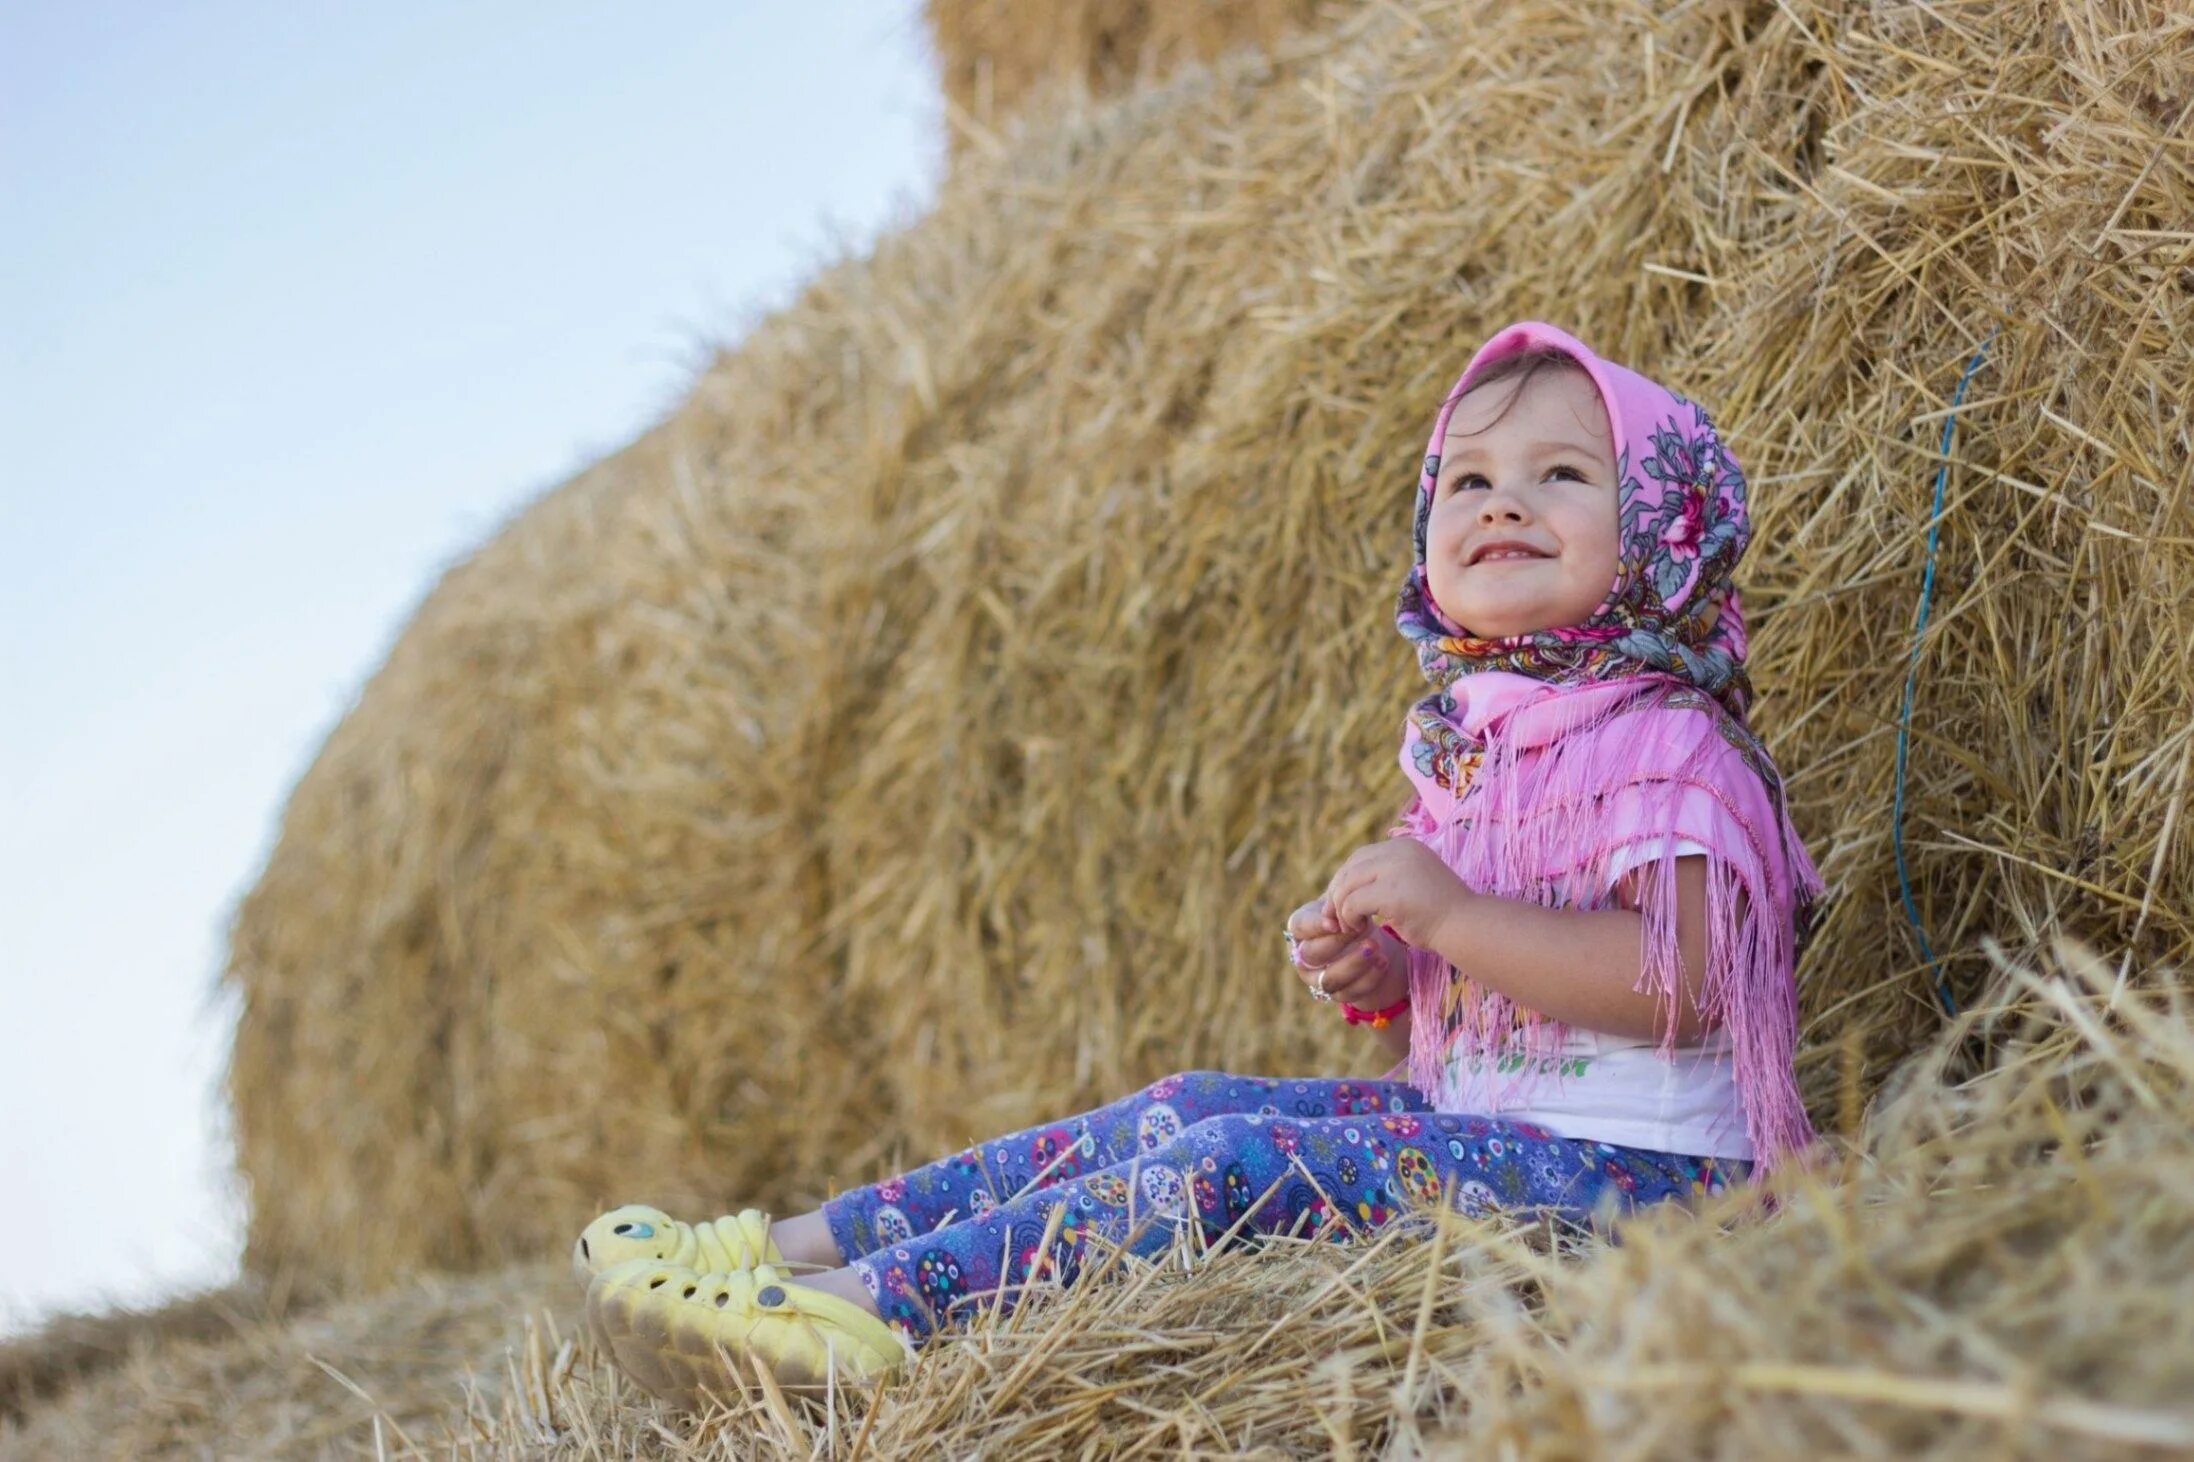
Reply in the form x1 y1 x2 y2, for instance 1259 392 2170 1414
1321 839 1474 954
1285 897 1350 962
1284 899 1408 1007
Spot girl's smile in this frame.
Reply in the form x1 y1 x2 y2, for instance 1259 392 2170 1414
1423 364 1621 640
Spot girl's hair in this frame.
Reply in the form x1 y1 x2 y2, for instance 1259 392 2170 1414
1439 344 1594 441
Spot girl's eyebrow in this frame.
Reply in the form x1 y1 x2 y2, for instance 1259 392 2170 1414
1440 437 1605 461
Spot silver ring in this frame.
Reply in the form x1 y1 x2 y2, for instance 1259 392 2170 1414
1311 968 1333 1002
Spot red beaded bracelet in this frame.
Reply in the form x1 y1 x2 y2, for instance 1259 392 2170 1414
1341 994 1410 1028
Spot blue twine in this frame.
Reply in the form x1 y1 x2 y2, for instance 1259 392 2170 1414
1892 325 1997 1019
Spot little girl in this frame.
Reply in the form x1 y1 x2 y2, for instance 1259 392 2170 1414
573 320 1825 1409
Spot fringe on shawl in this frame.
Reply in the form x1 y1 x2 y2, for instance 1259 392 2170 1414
1388 683 1825 1181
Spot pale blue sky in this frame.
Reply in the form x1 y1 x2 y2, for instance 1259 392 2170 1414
0 0 943 1336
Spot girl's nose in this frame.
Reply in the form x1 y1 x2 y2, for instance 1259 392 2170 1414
1476 486 1530 522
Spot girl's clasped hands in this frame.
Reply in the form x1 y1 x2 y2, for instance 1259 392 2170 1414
1286 839 1474 1007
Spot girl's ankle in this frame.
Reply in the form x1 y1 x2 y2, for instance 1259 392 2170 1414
791 1265 882 1317
772 1209 847 1269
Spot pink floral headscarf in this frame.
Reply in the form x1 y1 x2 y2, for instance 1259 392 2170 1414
1390 321 1824 1179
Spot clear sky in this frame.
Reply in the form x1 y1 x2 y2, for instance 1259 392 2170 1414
0 0 943 1337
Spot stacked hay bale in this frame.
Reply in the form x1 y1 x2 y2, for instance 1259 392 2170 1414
224 0 2194 1316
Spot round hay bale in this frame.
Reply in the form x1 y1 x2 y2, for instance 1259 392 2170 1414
224 0 2194 1299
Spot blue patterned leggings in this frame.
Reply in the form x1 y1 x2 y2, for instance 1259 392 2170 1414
820 1070 1746 1339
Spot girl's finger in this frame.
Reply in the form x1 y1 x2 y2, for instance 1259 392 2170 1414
1349 885 1382 933
1319 941 1383 993
1322 960 1384 1003
1291 899 1343 941
1296 931 1355 967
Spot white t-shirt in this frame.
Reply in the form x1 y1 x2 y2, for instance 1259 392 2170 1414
1439 836 1755 1160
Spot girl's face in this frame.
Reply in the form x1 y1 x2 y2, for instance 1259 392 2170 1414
1424 367 1622 640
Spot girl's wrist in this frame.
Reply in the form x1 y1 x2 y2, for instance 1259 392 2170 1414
1423 889 1478 967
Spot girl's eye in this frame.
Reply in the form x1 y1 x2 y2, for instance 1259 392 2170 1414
1439 463 1579 491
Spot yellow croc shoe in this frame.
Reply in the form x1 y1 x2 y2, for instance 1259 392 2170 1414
572 1204 784 1287
585 1259 909 1407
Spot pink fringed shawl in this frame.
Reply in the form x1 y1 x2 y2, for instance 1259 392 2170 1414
1390 321 1826 1180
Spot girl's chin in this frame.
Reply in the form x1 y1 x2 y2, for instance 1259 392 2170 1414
1440 604 1557 640
1448 614 1553 636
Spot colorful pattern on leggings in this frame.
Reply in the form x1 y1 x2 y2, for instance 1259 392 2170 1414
820 1070 1747 1339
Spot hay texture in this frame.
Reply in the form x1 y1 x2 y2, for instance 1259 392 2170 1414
923 0 1335 167
219 0 2194 1331
382 943 2194 1457
0 1261 578 1456
9 940 2192 1456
